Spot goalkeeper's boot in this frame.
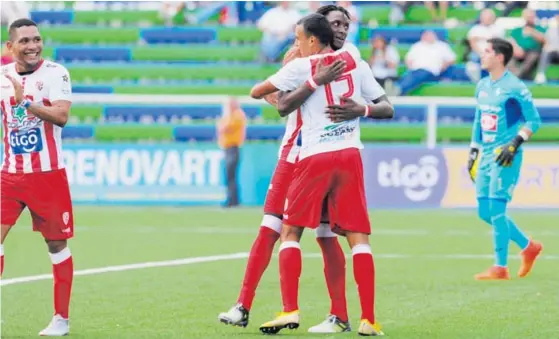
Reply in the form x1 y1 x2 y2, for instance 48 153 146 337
218 303 249 327
259 310 299 334
474 266 510 280
518 240 543 278
357 319 384 336
308 314 351 333
39 314 69 336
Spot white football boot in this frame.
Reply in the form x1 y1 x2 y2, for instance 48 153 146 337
39 314 69 336
218 303 249 327
308 314 351 333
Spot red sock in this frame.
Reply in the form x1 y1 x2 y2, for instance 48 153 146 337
352 244 375 324
237 225 280 310
1 244 4 277
279 241 301 312
50 248 73 319
316 236 348 322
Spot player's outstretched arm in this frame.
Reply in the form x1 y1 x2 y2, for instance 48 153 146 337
258 46 301 109
276 59 347 117
5 74 71 127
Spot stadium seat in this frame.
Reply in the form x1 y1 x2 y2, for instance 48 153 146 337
31 10 74 24
103 105 261 122
140 27 216 44
368 27 448 43
62 125 94 139
55 47 131 62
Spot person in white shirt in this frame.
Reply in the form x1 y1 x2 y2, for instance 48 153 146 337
369 35 400 88
257 2 302 62
535 14 559 84
466 8 505 81
397 30 457 95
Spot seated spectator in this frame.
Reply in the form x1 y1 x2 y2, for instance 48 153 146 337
257 2 302 63
535 14 559 84
369 35 400 88
509 8 547 80
337 1 360 45
397 30 459 95
465 8 505 81
389 1 411 26
483 1 528 18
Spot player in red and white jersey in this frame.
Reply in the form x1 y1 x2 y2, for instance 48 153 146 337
253 13 392 336
218 6 366 334
1 19 74 336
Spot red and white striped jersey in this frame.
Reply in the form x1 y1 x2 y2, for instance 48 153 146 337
1 60 72 174
277 110 302 164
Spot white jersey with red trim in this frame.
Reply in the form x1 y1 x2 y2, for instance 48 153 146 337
1 60 72 174
269 44 385 160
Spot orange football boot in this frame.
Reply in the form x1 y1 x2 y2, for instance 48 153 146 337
518 240 543 278
474 266 510 280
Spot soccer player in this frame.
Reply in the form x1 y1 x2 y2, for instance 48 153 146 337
218 5 364 333
252 13 386 336
1 18 74 336
467 37 543 280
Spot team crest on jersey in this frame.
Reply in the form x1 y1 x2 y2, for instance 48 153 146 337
36 81 44 91
481 113 498 131
9 105 40 129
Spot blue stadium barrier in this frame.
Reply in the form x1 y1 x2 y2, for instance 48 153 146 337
62 125 94 139
174 125 285 142
438 105 558 124
368 27 448 43
536 9 559 19
140 28 217 44
55 47 131 62
245 125 285 140
31 10 74 24
72 85 114 94
103 105 261 122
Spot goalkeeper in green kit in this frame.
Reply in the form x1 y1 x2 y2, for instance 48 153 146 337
467 38 543 281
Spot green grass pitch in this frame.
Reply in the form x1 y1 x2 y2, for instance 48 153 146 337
1 207 558 338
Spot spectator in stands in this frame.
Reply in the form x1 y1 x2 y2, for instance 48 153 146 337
483 1 528 18
425 1 448 23
397 30 457 95
369 35 400 88
337 1 360 45
257 1 302 63
217 97 247 208
535 14 559 84
389 1 411 26
465 8 505 81
509 8 547 80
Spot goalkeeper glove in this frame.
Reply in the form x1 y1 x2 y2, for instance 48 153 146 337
495 135 524 167
467 147 480 183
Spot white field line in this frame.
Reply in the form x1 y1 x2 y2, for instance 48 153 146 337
11 226 559 237
2 252 559 287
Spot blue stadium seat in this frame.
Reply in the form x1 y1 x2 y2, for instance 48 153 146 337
174 126 216 141
246 125 284 140
31 10 74 24
104 105 261 122
72 85 114 94
55 47 131 62
62 125 94 139
437 105 559 124
390 105 427 123
368 27 448 43
536 9 559 19
140 28 216 44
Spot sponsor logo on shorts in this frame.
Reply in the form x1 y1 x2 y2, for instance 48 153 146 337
362 147 448 207
62 212 70 225
481 113 497 131
9 128 43 154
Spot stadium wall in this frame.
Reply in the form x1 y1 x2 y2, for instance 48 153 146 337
63 143 559 209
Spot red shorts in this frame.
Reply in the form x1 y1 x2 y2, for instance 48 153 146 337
1 169 74 240
263 159 295 217
283 148 370 234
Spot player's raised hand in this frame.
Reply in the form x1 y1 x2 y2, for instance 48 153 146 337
326 96 366 123
314 58 346 86
4 75 23 104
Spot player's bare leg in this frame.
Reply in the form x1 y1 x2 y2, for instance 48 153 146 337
346 232 384 336
1 224 13 277
259 225 303 334
39 239 73 337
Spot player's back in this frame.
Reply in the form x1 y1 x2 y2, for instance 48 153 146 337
1 60 71 174
475 71 541 158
